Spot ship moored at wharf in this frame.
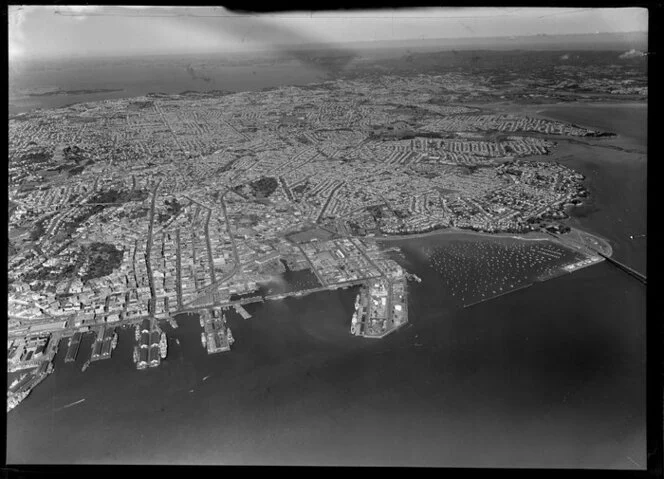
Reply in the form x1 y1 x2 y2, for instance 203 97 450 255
7 390 30 412
64 332 82 363
159 332 167 359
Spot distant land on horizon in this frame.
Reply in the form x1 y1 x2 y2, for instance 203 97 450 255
13 30 647 63
285 31 648 54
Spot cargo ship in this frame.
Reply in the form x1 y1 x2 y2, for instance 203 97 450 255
159 332 167 359
65 332 82 363
111 332 118 350
227 327 234 346
136 347 148 370
7 389 30 413
133 346 139 363
405 272 422 283
200 332 207 348
9 373 27 391
134 325 140 342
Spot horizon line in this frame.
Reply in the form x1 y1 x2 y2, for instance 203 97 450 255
13 29 648 62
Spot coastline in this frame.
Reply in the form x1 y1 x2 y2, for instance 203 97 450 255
467 99 646 115
370 227 551 243
370 225 612 257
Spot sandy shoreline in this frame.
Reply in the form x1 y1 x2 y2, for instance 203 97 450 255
372 225 612 256
371 227 554 243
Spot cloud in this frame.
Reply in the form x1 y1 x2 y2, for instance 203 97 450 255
54 6 102 15
619 49 645 59
8 6 28 60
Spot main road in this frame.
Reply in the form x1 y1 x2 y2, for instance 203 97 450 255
145 179 162 317
179 193 240 309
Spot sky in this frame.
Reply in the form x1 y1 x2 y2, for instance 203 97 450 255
8 6 648 61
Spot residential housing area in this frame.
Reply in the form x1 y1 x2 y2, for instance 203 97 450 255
8 72 614 409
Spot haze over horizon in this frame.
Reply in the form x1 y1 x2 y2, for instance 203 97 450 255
9 6 647 61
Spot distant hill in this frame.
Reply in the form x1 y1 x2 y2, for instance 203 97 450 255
283 31 648 55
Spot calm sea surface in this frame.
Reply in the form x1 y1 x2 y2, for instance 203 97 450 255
9 56 329 114
539 103 647 274
6 66 646 467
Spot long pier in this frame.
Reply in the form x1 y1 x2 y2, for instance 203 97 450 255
64 332 82 363
90 326 115 362
233 304 252 319
598 253 646 285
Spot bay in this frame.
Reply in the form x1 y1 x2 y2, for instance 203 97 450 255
6 76 646 468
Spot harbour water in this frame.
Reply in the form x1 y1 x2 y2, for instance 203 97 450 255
6 72 646 467
540 103 647 275
9 55 329 115
391 234 587 308
6 261 645 467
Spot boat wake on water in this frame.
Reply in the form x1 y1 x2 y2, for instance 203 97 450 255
54 398 86 411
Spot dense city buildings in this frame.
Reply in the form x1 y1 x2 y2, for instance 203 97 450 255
8 66 627 410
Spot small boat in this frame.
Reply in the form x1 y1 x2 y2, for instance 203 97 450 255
175 338 180 346
111 333 118 350
133 346 139 363
81 360 90 372
202 375 211 382
201 332 207 347
227 328 234 346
